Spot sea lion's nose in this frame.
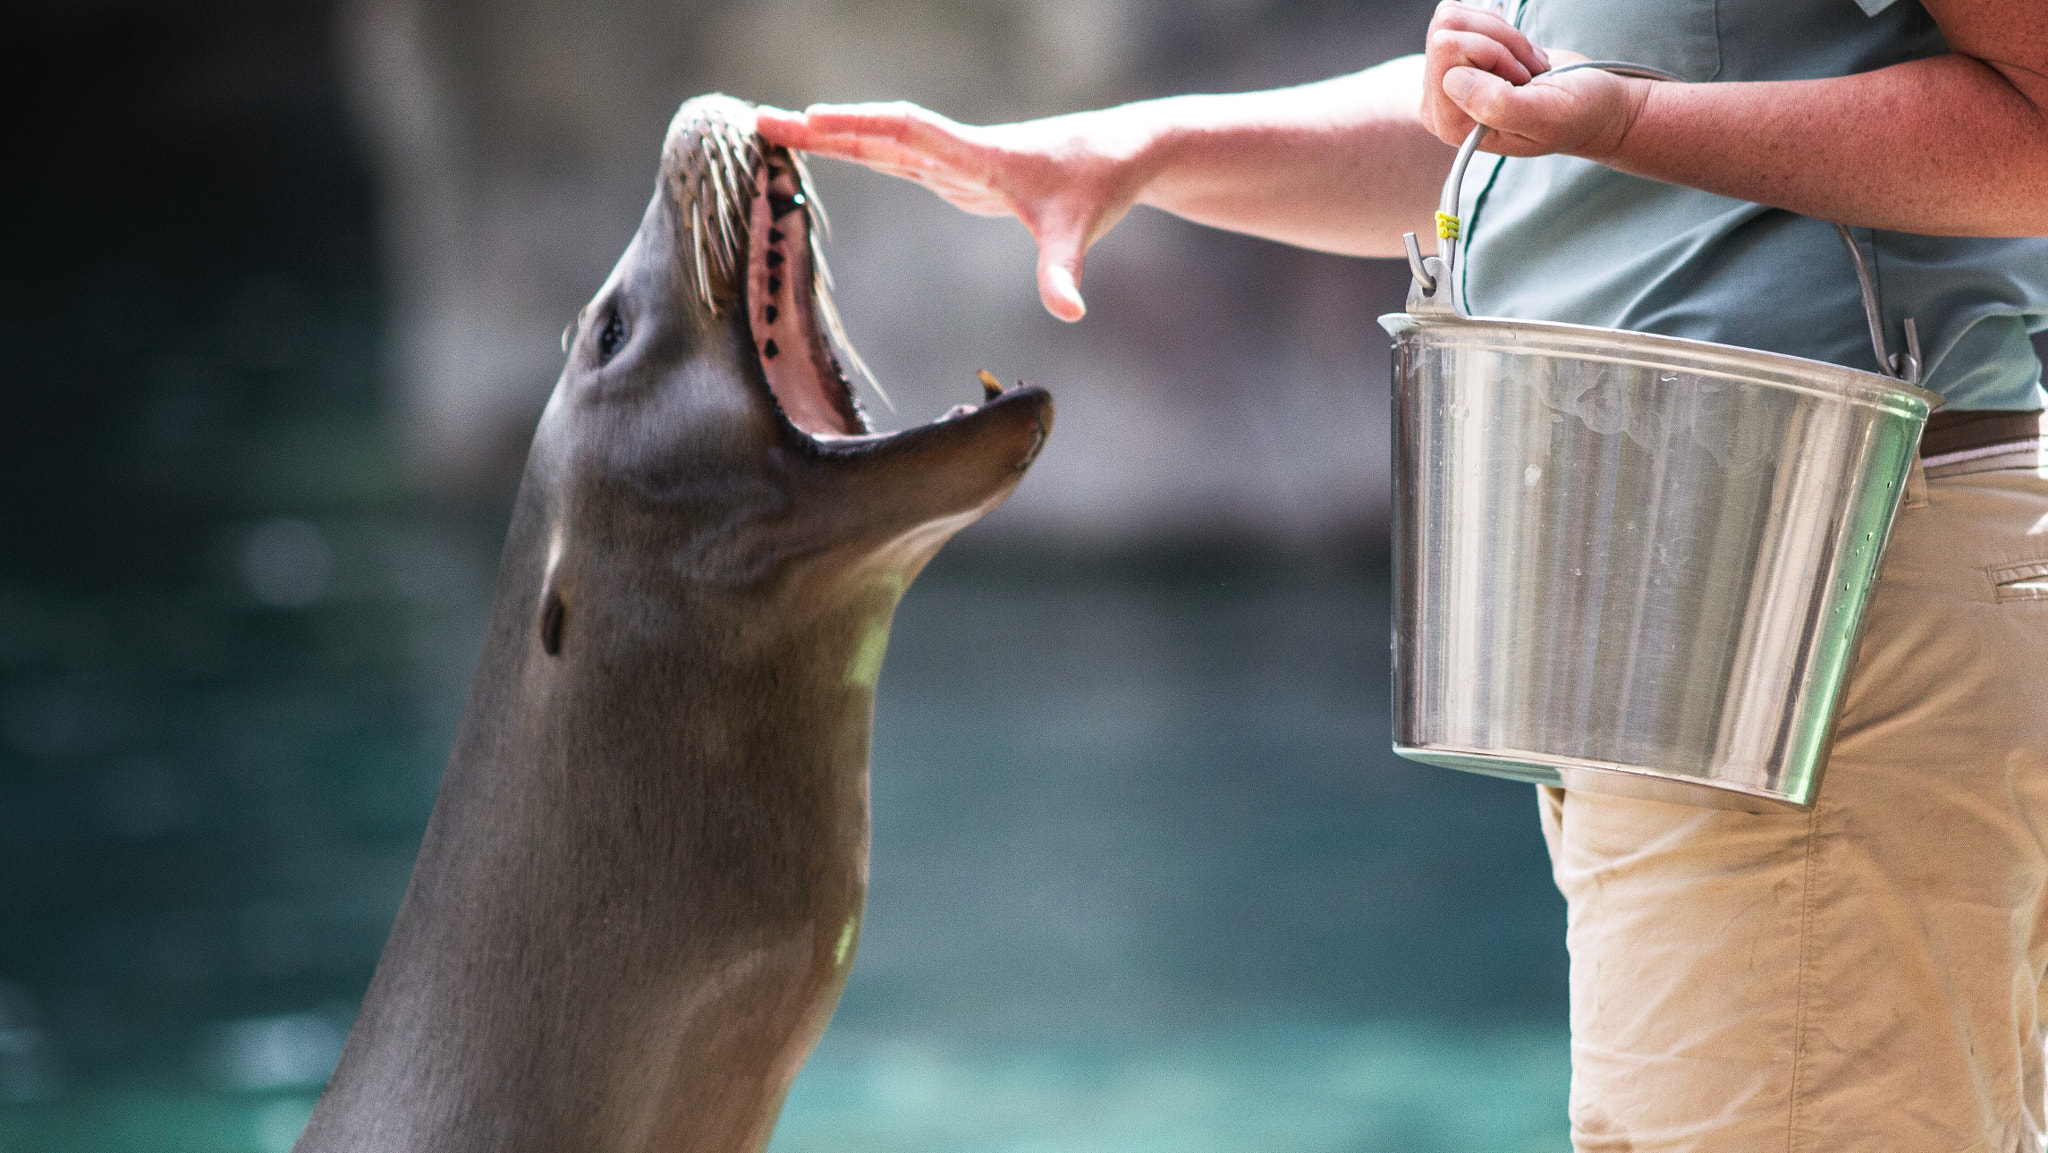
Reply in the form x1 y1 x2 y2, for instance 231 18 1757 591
655 95 768 309
660 94 760 178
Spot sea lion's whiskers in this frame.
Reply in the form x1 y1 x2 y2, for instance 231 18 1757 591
813 271 886 411
713 124 759 273
784 151 888 410
678 120 771 317
702 139 736 278
690 204 717 314
788 152 831 241
668 116 884 410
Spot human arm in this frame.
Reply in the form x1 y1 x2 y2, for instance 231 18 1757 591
755 55 1455 321
1421 0 2048 237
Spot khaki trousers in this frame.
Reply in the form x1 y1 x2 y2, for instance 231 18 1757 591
1540 437 2048 1152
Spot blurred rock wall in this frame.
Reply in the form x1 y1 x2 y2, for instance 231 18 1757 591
340 0 1438 544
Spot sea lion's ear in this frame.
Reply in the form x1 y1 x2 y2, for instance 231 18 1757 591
538 546 570 657
539 590 566 656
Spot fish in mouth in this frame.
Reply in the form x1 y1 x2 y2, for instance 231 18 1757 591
290 96 1052 1153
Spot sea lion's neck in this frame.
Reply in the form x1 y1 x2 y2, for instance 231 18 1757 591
295 543 894 1153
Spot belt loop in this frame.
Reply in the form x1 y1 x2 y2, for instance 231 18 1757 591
1903 454 1928 509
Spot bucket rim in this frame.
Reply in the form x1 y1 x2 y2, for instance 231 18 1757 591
1394 741 1817 811
1379 311 1945 418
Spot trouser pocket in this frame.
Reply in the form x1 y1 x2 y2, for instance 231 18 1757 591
1989 559 2048 603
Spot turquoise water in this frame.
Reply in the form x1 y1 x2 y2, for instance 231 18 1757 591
0 1024 1568 1153
775 1021 1570 1153
0 550 1571 1151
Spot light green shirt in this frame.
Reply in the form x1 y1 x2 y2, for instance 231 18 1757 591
1462 0 2048 410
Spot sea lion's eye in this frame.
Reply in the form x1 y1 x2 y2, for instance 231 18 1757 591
596 306 626 365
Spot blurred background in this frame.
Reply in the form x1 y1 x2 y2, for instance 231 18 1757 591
0 0 1591 1149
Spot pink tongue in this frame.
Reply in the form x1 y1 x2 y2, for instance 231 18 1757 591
747 163 855 437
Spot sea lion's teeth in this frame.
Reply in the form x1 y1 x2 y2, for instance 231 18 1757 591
743 145 870 436
977 370 1004 401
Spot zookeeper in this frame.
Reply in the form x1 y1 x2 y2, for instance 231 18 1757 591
760 0 2048 1148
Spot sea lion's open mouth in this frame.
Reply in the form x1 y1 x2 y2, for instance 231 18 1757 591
665 99 1031 451
742 148 869 440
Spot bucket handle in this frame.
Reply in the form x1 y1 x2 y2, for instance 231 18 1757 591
1402 60 1923 387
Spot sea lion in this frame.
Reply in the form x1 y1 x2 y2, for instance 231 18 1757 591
293 95 1052 1153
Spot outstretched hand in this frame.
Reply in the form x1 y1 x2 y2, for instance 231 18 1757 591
757 103 1150 321
1420 0 1652 160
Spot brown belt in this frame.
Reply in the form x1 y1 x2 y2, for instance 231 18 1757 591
1921 410 2046 458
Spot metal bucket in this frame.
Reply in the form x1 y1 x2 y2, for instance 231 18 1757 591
1379 64 1942 811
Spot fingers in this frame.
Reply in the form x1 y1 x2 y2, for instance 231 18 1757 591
792 101 979 161
1033 229 1088 323
757 102 963 161
1421 1 1554 145
1438 29 1538 88
1437 65 1645 159
755 101 1009 203
1425 30 1531 141
757 100 1102 322
1429 2 1549 76
1441 65 1521 121
753 105 809 147
761 134 1012 218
